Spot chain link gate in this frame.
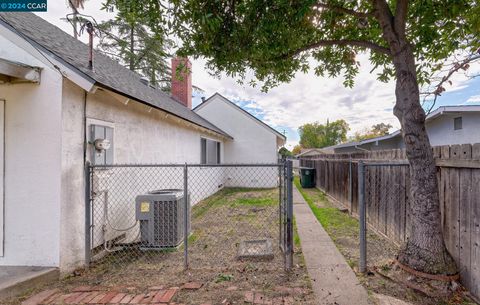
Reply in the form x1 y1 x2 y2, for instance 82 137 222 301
85 161 294 271
357 161 409 273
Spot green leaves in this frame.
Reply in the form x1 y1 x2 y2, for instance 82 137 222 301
353 122 393 141
97 3 172 90
298 120 349 148
165 0 476 90
104 0 478 91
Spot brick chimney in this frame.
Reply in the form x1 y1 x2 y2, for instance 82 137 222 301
171 57 192 109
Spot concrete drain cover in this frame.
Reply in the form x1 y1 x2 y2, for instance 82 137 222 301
237 239 274 260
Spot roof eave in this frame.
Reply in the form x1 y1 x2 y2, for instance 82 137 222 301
96 84 233 140
198 92 286 140
0 15 233 140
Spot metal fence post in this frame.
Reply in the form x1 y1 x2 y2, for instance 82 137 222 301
358 161 366 273
348 157 353 215
85 161 92 267
286 159 294 271
183 163 189 270
278 158 285 250
283 161 288 252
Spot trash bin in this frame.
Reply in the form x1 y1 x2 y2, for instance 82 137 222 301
299 167 315 188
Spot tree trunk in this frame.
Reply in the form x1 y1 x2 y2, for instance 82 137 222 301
392 44 457 275
73 10 78 39
372 0 457 276
129 26 135 71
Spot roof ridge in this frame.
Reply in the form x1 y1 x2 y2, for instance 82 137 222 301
0 12 231 138
195 92 286 140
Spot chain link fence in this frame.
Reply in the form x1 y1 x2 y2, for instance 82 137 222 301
86 162 293 271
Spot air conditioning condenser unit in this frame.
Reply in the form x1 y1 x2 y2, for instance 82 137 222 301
135 189 190 249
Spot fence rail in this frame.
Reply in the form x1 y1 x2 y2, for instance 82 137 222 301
299 143 480 299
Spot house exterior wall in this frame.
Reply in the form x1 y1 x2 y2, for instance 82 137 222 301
427 113 480 146
195 95 280 163
0 33 63 267
195 95 282 188
332 113 480 154
359 136 404 152
60 80 226 271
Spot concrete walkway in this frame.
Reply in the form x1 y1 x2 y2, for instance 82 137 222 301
293 186 370 305
0 266 59 300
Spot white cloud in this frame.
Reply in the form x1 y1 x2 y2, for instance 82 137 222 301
192 55 400 144
466 95 480 103
285 141 299 150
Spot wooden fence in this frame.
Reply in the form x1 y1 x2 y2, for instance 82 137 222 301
299 144 480 299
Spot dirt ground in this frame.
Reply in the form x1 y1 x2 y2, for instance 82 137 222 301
7 188 315 305
295 180 477 305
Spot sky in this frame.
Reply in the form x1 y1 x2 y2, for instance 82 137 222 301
36 1 480 149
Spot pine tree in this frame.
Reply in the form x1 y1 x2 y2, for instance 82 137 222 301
97 5 171 91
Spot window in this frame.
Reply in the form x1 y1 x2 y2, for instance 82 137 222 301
454 117 462 130
201 138 221 164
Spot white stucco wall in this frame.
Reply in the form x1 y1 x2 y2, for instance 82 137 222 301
333 112 480 154
427 113 480 146
60 81 226 271
195 95 283 188
195 94 281 164
0 33 63 267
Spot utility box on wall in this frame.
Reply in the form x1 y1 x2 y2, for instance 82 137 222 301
90 124 114 165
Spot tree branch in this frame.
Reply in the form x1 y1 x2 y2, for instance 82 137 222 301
422 52 480 113
313 2 374 18
394 0 408 38
372 0 399 52
292 39 391 57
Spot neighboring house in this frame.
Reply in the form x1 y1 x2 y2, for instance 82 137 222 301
324 106 480 154
194 93 286 164
295 148 327 158
0 13 285 273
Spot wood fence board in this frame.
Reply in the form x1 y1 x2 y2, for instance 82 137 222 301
470 144 480 297
405 166 411 239
443 147 453 253
398 167 405 244
366 167 374 224
352 162 358 214
399 166 407 243
375 166 381 229
436 159 480 168
437 146 445 230
370 166 378 227
447 145 461 266
301 142 480 300
385 166 393 238
391 167 402 243
459 144 472 289
386 166 394 237
379 166 387 235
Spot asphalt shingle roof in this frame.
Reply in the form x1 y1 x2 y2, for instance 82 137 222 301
0 12 231 138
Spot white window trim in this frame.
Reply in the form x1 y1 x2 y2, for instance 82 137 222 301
453 117 463 131
200 136 221 165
